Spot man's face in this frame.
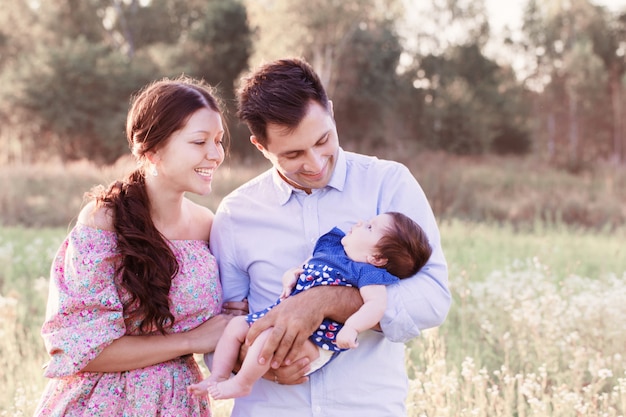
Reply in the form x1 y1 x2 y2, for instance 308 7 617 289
252 101 339 191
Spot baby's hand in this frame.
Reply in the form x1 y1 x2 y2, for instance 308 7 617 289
280 267 303 299
336 327 359 349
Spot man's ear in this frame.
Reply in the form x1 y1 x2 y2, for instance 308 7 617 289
368 254 388 268
250 136 269 158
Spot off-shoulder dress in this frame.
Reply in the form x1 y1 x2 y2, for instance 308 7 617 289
34 224 222 417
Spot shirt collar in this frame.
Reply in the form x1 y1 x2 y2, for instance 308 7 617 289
272 147 347 205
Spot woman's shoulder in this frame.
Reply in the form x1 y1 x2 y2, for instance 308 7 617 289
185 198 215 241
77 200 115 231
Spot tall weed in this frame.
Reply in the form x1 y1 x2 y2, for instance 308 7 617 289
2 153 626 415
406 266 626 416
2 222 625 416
1 153 624 229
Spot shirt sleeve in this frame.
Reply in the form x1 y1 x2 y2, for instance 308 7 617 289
41 226 126 377
377 163 451 342
209 202 250 303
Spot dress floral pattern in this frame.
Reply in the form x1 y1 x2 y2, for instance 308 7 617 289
34 224 222 417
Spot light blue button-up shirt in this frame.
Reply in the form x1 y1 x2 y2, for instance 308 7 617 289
209 148 450 417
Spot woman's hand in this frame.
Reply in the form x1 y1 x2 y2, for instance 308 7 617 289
185 313 232 354
222 299 249 316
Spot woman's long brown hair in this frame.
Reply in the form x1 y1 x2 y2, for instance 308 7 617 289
90 77 223 334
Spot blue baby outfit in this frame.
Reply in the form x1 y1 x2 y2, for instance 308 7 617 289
246 227 399 352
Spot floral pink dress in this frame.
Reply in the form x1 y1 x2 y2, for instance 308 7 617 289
34 224 222 417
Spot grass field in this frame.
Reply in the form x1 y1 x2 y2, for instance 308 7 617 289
1 154 625 415
1 220 625 416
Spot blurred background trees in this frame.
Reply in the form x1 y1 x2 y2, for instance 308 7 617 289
0 0 624 170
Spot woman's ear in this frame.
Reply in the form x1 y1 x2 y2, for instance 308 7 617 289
145 150 160 165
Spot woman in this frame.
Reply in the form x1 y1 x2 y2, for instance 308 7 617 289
34 76 244 416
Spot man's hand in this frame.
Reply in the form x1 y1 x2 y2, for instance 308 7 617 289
246 285 361 369
264 340 320 385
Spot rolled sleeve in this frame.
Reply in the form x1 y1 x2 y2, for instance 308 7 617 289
42 226 126 377
381 265 451 342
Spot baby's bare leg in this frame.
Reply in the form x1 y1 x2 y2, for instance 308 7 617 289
188 316 250 397
208 327 274 399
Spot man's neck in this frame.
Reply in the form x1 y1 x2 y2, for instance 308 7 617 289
277 171 312 194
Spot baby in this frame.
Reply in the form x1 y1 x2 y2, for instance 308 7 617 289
189 211 432 399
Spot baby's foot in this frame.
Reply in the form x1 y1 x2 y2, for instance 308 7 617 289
187 380 209 398
207 378 253 400
188 374 229 398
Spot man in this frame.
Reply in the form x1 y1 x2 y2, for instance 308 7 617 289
209 58 451 416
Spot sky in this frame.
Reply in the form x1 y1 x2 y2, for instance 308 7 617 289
483 0 626 86
486 0 626 33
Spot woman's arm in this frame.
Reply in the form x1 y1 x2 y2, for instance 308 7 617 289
82 314 231 372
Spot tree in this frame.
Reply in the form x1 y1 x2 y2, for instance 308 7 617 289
36 0 110 44
6 38 155 163
0 0 253 163
332 21 404 149
244 0 402 96
588 7 626 164
403 41 531 154
521 0 615 169
0 0 40 163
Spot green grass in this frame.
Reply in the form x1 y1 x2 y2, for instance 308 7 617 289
2 153 625 230
441 219 626 283
2 220 626 416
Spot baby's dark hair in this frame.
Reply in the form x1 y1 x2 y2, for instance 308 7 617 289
375 212 432 278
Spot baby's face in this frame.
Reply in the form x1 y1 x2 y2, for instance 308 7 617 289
341 213 393 264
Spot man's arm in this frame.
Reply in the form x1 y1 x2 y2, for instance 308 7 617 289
245 285 362 369
378 164 451 341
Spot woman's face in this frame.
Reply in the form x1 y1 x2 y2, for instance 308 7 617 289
151 107 225 196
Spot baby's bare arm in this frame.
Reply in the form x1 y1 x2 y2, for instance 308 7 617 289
336 285 387 349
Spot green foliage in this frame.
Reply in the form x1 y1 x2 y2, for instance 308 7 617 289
0 0 625 167
413 43 532 155
36 0 109 44
0 0 253 164
185 0 252 87
3 220 626 416
333 21 403 148
5 37 156 163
